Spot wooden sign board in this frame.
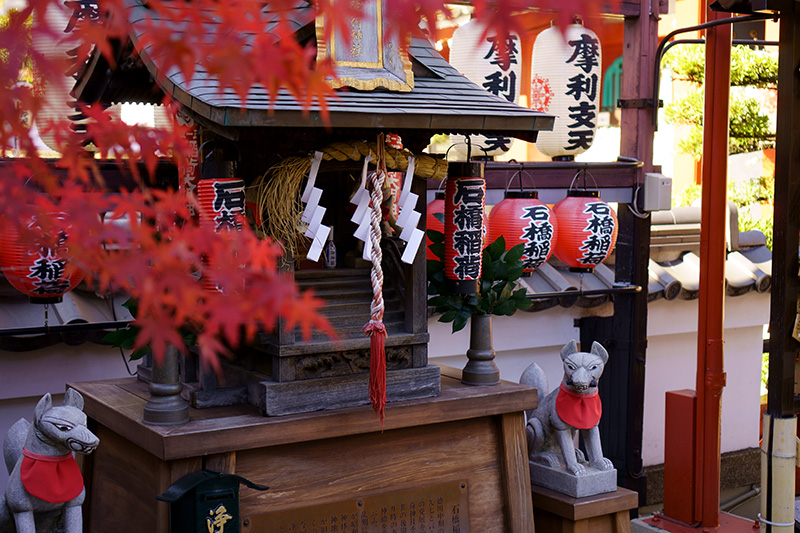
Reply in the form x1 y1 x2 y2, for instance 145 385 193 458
244 480 469 532
316 0 414 92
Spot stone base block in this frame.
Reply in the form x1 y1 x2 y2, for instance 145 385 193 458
530 461 617 499
260 365 441 416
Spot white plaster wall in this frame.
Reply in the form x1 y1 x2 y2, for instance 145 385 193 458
0 343 133 488
642 295 768 466
428 305 591 388
428 291 769 468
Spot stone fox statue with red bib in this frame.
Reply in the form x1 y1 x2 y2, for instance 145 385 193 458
0 389 99 533
521 340 615 476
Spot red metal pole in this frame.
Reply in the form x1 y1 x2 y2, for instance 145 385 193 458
694 7 730 528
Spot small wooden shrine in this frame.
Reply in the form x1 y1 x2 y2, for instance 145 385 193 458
68 1 556 531
72 0 553 419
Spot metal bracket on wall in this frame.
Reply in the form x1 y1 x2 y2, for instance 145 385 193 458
617 98 663 109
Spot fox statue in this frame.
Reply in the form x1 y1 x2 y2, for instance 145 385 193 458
521 340 615 476
0 389 99 533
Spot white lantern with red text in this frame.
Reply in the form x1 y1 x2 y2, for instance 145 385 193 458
531 23 602 160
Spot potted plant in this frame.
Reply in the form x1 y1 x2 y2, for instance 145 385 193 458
427 229 532 385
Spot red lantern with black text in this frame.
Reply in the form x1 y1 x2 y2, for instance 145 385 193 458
487 191 557 273
552 190 617 271
197 178 246 291
426 191 445 260
443 162 485 293
0 213 83 303
197 178 246 232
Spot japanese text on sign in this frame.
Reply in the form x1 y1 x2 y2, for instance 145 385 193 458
564 33 600 151
520 205 554 271
481 35 519 153
246 480 469 532
450 180 485 282
212 181 246 232
578 201 615 265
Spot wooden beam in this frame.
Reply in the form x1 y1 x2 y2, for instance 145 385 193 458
607 0 659 509
769 4 800 418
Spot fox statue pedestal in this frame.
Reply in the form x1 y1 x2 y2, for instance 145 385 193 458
530 485 638 533
522 340 617 499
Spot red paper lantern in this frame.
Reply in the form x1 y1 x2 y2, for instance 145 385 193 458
443 162 485 293
552 190 618 272
0 213 83 303
426 191 445 260
197 178 246 232
487 191 557 273
197 178 246 292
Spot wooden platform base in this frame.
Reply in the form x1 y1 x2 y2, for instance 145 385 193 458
531 484 639 533
70 365 537 533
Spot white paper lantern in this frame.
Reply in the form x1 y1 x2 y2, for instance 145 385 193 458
531 23 602 159
449 20 523 157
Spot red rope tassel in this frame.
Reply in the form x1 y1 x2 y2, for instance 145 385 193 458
365 319 387 426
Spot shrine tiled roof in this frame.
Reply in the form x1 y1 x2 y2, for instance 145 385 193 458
517 203 771 312
72 0 553 141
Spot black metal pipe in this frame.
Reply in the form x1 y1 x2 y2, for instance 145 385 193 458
661 38 779 58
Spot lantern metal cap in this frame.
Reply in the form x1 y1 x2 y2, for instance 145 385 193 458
566 189 600 198
447 279 480 294
29 295 63 305
505 191 539 199
434 191 445 200
447 162 484 179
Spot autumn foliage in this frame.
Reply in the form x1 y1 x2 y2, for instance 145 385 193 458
0 0 607 369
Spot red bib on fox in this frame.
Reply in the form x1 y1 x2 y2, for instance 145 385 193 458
555 383 602 429
20 448 83 503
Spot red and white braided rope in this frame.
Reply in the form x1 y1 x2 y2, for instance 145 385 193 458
367 169 385 325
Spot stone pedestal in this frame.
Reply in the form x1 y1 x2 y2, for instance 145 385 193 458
530 461 618 499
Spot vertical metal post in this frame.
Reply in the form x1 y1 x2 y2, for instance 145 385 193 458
462 314 500 386
143 345 190 425
694 8 731 527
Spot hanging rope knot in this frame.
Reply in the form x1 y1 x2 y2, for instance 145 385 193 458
363 319 386 337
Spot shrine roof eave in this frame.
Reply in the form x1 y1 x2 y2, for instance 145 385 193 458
166 88 554 142
71 0 555 141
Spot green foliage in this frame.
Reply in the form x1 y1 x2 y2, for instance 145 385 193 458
662 43 776 159
663 43 778 87
730 175 774 249
675 183 701 207
675 175 774 250
427 230 532 333
664 88 774 159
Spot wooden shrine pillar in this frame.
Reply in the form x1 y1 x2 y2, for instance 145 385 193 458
602 0 659 507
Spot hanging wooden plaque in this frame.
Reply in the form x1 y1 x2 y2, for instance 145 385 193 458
315 0 414 92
